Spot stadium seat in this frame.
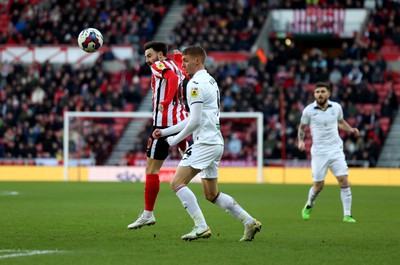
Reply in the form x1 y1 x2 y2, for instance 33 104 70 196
377 89 388 101
347 117 356 127
140 77 151 93
379 117 391 135
394 84 400 99
123 103 135 112
112 124 126 138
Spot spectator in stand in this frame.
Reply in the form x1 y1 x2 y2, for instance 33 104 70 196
329 67 343 85
227 133 243 159
348 66 363 86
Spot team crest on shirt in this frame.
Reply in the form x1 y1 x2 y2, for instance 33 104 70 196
157 63 166 70
191 88 198 98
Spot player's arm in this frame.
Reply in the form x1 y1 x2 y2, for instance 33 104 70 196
297 123 307 151
338 119 360 137
158 69 179 110
298 108 309 151
173 50 190 79
153 119 189 138
173 50 182 66
163 102 202 146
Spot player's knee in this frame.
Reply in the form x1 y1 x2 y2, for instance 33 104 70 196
204 192 218 202
314 184 324 193
337 176 349 187
170 179 178 191
146 164 161 175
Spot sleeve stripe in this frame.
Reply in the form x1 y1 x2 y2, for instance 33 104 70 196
190 101 203 105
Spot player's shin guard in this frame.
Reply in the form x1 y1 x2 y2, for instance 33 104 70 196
175 185 208 229
307 186 320 207
340 186 352 216
212 192 254 226
144 174 160 211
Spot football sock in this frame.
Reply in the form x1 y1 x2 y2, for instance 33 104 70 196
142 210 153 218
144 174 160 212
175 185 208 229
340 186 352 216
306 186 320 207
212 192 254 226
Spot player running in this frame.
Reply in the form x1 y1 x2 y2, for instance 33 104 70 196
298 82 359 223
153 46 262 241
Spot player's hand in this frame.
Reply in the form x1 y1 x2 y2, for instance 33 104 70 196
173 49 181 55
298 140 305 151
152 129 163 139
158 104 164 112
351 128 360 137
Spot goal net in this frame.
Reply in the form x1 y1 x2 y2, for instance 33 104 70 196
63 111 263 183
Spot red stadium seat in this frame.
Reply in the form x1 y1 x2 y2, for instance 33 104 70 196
124 103 135 112
347 117 356 127
379 117 391 135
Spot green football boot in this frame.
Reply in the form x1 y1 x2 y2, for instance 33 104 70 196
343 216 357 223
302 204 312 220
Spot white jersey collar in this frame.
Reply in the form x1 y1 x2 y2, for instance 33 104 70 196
313 100 333 110
192 69 207 78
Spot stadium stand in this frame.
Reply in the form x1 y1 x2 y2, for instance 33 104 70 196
1 0 400 168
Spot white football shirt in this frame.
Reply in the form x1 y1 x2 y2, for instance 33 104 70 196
300 100 344 155
187 69 223 145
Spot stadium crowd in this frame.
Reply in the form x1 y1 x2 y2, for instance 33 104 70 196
1 0 400 167
2 0 171 49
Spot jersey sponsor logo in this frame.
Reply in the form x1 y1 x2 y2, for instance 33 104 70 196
157 63 166 70
191 88 199 98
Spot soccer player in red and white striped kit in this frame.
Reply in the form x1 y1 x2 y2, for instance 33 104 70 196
128 42 189 229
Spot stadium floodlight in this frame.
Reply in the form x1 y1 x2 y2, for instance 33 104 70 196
63 111 263 183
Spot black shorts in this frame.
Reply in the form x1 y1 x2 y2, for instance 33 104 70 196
146 126 170 160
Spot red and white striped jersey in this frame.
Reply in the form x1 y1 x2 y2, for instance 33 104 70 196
150 58 188 127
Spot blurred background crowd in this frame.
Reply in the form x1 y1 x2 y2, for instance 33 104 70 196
1 0 399 167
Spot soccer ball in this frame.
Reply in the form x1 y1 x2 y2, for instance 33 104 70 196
77 28 103 53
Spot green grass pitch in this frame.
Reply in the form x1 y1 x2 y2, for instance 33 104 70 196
0 182 399 265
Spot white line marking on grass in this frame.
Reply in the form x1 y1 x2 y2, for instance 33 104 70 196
0 191 19 196
0 250 62 259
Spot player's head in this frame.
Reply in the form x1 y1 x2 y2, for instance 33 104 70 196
314 82 331 106
144 41 168 66
182 46 207 76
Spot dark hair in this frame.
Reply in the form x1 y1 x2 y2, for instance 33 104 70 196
144 41 168 56
314 82 331 92
182 46 207 64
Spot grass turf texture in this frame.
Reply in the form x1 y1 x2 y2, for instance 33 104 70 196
0 182 399 265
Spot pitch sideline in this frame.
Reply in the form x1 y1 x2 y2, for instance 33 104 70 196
0 249 64 259
0 191 19 196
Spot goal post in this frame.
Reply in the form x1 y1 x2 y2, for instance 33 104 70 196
63 111 264 183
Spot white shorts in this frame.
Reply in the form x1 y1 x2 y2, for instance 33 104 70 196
179 143 224 179
311 151 348 182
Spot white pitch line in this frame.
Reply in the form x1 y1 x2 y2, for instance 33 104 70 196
0 191 19 196
0 250 61 259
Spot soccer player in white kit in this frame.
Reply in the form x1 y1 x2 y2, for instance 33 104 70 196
297 82 360 223
153 46 262 241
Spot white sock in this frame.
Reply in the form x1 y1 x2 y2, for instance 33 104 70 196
306 186 320 207
175 185 207 229
213 192 254 226
142 210 153 218
341 186 352 216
